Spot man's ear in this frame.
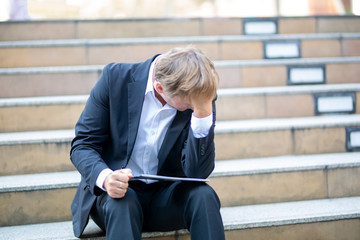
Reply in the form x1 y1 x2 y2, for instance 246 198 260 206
154 81 164 94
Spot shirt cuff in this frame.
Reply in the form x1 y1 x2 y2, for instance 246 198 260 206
96 168 113 191
191 113 213 138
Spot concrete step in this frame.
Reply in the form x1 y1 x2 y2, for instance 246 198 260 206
0 196 359 239
1 16 359 41
215 114 360 160
210 152 360 206
0 171 77 226
1 57 359 98
0 129 75 176
217 83 360 121
0 65 102 98
0 33 359 68
0 152 359 226
217 56 360 88
1 83 359 132
0 95 87 132
1 115 359 175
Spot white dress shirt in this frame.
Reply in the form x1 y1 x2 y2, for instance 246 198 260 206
96 59 213 189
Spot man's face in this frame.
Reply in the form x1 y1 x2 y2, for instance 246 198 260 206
154 80 193 112
162 94 193 112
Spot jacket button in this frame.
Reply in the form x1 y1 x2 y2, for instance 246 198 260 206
200 144 205 155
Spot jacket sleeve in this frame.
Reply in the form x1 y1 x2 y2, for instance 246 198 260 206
70 64 112 196
181 99 216 179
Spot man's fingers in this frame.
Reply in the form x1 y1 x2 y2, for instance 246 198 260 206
103 169 133 198
111 170 132 183
104 170 130 193
105 176 128 198
106 175 129 189
119 168 133 178
107 187 127 199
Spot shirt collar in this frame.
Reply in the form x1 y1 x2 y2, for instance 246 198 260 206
145 56 176 111
146 63 155 96
145 56 160 96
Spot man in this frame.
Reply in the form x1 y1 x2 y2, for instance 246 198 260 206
70 46 225 239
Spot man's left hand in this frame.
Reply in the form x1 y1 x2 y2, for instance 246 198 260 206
191 95 213 118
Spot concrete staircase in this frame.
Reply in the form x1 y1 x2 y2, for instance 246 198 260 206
0 16 360 239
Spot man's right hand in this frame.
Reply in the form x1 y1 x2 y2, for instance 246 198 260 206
103 168 133 198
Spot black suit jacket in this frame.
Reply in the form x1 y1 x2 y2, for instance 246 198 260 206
70 55 216 237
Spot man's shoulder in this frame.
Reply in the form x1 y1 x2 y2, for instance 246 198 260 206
103 55 158 75
103 62 138 75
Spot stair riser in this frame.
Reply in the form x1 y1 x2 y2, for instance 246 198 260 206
328 167 360 198
218 62 360 88
1 38 359 68
1 166 359 226
0 104 83 132
215 127 352 160
1 92 359 132
2 219 357 240
225 219 360 240
217 92 360 121
0 126 356 175
1 62 359 98
165 220 360 240
1 17 360 41
210 167 360 207
0 20 202 41
0 72 99 98
0 188 75 226
0 143 72 176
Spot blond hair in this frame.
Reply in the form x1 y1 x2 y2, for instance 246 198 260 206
154 46 219 99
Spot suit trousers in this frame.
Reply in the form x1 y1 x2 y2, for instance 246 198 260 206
90 180 225 240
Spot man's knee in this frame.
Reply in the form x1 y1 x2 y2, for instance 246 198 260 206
94 188 144 239
184 183 221 209
91 187 143 233
102 188 142 218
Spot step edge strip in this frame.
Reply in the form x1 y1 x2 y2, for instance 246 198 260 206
1 33 359 48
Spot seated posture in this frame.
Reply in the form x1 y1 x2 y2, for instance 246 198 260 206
70 46 225 240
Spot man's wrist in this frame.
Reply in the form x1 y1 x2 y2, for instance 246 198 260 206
96 168 113 191
193 102 212 118
191 113 213 138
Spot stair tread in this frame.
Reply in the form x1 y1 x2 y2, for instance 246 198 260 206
218 83 360 97
0 95 88 107
0 115 359 145
0 129 74 145
0 56 359 75
1 32 359 48
212 152 360 177
0 114 360 146
1 83 360 107
0 171 80 193
1 152 359 193
0 196 359 240
221 196 360 230
216 114 360 133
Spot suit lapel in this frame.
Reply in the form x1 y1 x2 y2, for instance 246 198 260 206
126 81 145 161
126 56 158 161
157 109 192 172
